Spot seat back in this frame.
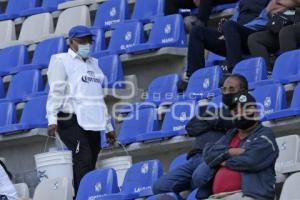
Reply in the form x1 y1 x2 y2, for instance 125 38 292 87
161 101 196 133
232 57 267 85
145 74 179 105
131 0 164 22
42 0 66 9
0 102 16 127
276 135 300 174
122 160 163 197
5 0 37 17
148 14 186 47
108 21 144 52
93 0 129 29
169 153 187 171
91 29 106 53
98 54 124 88
185 66 223 99
0 78 3 98
272 49 300 82
118 108 158 144
33 177 73 200
187 189 198 200
19 95 48 126
32 36 67 65
279 172 300 200
19 13 54 42
55 5 91 35
76 168 119 200
0 20 16 44
290 84 300 109
6 70 43 101
0 45 29 73
251 83 287 120
14 183 30 199
205 52 225 67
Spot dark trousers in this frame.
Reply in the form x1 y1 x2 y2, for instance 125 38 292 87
248 23 300 68
165 0 238 25
187 21 255 76
57 112 101 195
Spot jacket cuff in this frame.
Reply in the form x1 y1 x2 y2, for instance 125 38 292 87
47 115 57 125
105 123 114 133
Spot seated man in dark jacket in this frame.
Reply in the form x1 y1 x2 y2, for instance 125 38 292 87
203 92 279 200
152 74 249 199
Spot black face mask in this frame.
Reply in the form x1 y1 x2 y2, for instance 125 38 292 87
233 115 257 130
222 93 238 108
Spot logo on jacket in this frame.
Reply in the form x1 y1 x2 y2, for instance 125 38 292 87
95 182 102 192
82 71 101 84
141 163 149 174
110 7 117 17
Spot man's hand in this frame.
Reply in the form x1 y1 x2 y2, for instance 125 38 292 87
228 148 245 156
193 0 201 7
48 124 57 137
106 131 117 145
218 18 228 33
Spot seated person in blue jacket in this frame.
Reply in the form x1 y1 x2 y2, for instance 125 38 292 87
203 92 279 200
152 74 249 199
177 0 271 93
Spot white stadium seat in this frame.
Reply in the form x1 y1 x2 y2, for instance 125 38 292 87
14 183 30 200
0 20 16 47
280 172 300 200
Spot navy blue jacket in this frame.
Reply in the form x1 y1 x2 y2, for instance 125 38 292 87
203 124 279 200
231 0 271 30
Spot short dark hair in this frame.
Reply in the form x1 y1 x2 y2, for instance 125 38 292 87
228 74 249 91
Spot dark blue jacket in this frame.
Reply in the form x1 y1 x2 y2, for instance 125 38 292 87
230 0 271 30
203 124 279 200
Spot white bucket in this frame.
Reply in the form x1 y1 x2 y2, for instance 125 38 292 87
98 155 132 187
34 150 73 186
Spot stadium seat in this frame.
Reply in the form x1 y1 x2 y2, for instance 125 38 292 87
94 21 144 57
54 5 91 36
205 52 225 67
97 54 124 88
146 193 178 200
0 78 3 98
136 100 196 142
1 70 43 102
0 45 29 77
183 66 223 100
131 0 165 23
20 0 67 17
0 0 38 21
9 36 67 74
256 49 300 86
169 153 187 171
280 172 300 200
127 14 186 53
251 83 287 121
0 95 48 135
275 135 300 174
76 168 119 200
33 177 73 200
266 84 300 120
14 183 30 199
232 57 267 89
186 189 198 200
0 20 16 47
118 108 159 145
93 0 129 30
91 28 106 54
97 160 163 200
0 102 17 134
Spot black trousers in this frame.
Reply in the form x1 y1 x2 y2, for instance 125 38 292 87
165 0 238 25
57 112 101 195
187 20 255 76
248 23 300 68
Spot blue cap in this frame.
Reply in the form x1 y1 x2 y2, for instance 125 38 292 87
68 25 92 39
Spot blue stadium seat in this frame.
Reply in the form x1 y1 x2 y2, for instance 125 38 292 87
20 0 66 17
76 168 119 200
0 45 29 77
186 189 198 200
0 95 48 135
251 83 287 121
9 37 67 74
146 193 178 200
265 84 300 120
169 153 187 171
0 0 38 21
232 57 267 89
127 14 186 53
0 102 16 134
184 66 223 100
30 83 49 98
131 0 165 23
136 100 196 142
1 70 43 102
94 21 144 57
97 54 124 89
91 29 106 55
93 0 130 30
97 160 163 200
205 52 225 67
118 108 159 145
0 78 3 98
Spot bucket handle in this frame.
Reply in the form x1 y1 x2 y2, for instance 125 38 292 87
43 134 65 153
99 142 130 158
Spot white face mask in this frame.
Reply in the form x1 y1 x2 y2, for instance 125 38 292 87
77 44 91 59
